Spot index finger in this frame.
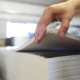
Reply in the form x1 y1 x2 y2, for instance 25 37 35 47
37 7 56 41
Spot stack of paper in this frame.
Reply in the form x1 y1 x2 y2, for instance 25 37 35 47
1 27 80 80
4 51 80 80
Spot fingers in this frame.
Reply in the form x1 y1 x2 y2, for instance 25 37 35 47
34 7 56 44
34 25 40 44
34 9 46 44
58 18 70 39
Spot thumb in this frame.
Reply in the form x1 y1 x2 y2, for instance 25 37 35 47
58 19 70 39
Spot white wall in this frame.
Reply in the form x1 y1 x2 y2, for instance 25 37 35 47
0 1 46 43
0 1 45 15
14 37 29 46
0 19 7 39
0 1 46 22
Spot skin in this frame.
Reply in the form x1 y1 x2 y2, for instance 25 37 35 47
34 0 80 44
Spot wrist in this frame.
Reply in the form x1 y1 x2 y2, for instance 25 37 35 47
67 0 80 10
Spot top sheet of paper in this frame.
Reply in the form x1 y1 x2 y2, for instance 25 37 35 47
17 27 80 52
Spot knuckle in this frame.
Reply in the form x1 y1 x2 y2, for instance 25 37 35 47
47 7 52 11
66 14 72 21
64 26 68 31
43 8 47 13
44 8 47 12
46 7 50 10
68 17 72 21
67 17 71 21
44 7 52 13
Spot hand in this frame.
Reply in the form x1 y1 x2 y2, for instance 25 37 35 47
34 1 76 44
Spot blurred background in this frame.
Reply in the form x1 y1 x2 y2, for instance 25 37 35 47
0 0 80 49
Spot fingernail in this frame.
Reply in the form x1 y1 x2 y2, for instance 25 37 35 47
38 34 41 40
35 38 39 44
61 32 65 38
38 36 40 40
